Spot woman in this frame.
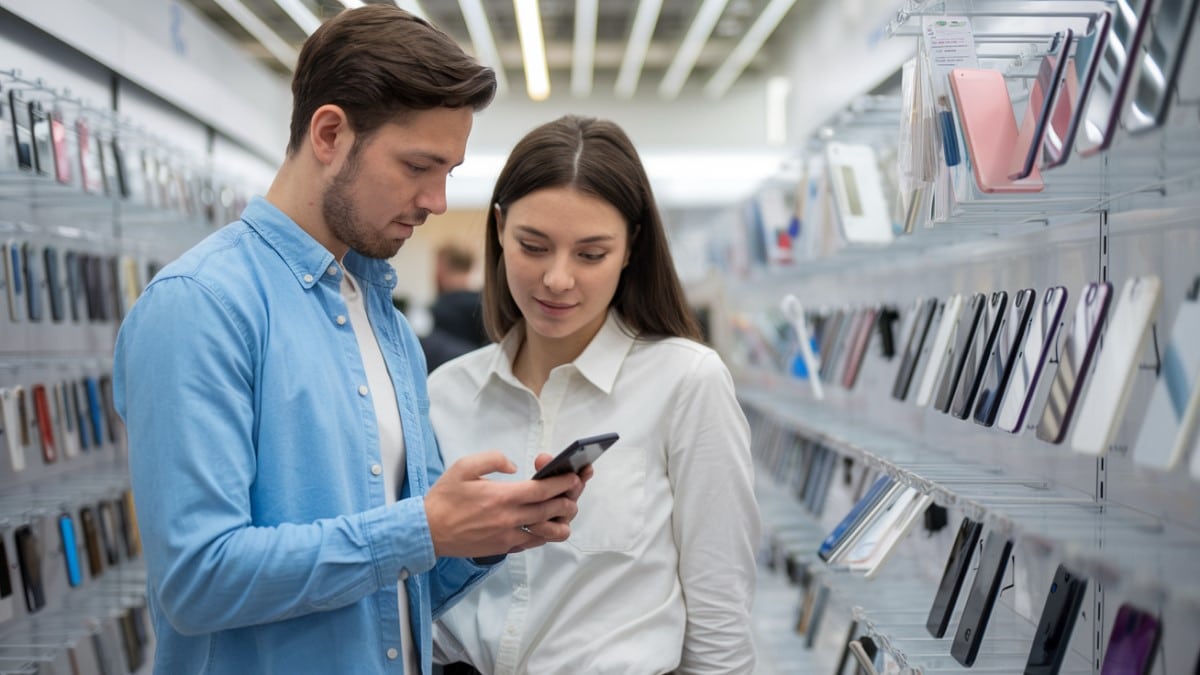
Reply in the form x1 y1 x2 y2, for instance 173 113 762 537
429 114 759 674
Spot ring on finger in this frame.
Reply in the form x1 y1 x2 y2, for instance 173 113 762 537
519 524 534 536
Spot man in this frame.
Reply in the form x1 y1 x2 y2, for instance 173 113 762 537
421 244 488 371
113 7 584 674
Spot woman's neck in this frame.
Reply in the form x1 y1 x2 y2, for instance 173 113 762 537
512 321 601 396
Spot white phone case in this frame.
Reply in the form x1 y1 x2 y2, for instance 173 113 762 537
1071 276 1162 455
824 142 894 244
54 382 80 459
1 386 26 472
915 294 965 407
1133 297 1200 470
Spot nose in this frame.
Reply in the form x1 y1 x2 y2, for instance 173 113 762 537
543 255 575 293
415 176 448 215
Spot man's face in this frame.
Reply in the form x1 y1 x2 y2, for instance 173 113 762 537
322 107 472 259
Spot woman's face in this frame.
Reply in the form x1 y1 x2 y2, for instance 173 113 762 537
498 186 629 352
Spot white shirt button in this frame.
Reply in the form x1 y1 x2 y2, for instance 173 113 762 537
327 265 338 276
302 274 313 283
371 464 382 476
506 625 517 636
386 648 398 660
358 385 369 396
336 315 347 326
384 273 393 281
399 569 410 581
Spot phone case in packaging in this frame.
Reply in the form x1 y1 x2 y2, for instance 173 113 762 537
1134 290 1200 470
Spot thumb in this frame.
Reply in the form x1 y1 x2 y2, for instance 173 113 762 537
450 450 517 479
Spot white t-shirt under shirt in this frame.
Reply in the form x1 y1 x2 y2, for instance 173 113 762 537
340 267 418 673
428 311 761 674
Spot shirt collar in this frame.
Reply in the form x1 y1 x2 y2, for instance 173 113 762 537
480 310 636 397
240 196 398 291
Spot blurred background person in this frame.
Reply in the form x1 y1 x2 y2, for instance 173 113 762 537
421 244 489 371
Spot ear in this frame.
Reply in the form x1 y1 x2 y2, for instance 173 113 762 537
623 223 640 268
493 203 506 247
308 104 354 166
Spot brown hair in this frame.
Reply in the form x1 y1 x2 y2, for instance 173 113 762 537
288 5 497 154
482 114 701 342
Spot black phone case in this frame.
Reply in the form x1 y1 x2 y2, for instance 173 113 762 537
892 298 938 401
926 517 983 638
934 293 986 412
974 289 1036 426
951 531 1013 666
1036 282 1112 443
43 246 64 322
0 538 13 603
951 291 1008 419
1024 565 1088 675
14 524 46 612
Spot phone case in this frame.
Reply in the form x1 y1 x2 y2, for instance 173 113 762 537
8 89 34 171
77 117 104 195
31 384 57 464
1101 604 1161 674
952 291 1008 419
22 242 44 323
818 475 896 562
99 375 119 443
98 501 121 566
54 382 79 459
842 307 880 389
1036 282 1113 444
64 250 84 322
916 295 964 407
825 143 894 244
1 386 26 472
14 524 46 613
951 530 1013 667
823 309 860 384
1025 565 1088 675
876 306 900 359
1010 31 1073 180
49 109 71 185
0 539 14 624
1140 291 1200 468
1071 276 1162 454
934 292 986 413
80 506 104 578
85 376 105 446
1127 0 1196 131
926 518 983 638
893 298 938 401
72 379 91 451
121 489 142 558
949 68 1045 193
58 514 83 587
974 289 1036 426
997 287 1069 432
1044 12 1113 168
3 239 24 323
858 492 933 580
43 245 63 322
28 100 52 177
1077 0 1157 156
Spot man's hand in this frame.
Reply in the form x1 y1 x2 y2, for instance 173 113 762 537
425 451 586 558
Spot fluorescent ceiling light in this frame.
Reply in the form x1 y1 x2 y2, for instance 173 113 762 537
336 0 365 7
212 0 299 70
273 0 321 35
394 0 428 20
571 0 599 97
705 0 798 98
658 0 730 99
458 0 509 94
513 0 550 100
615 0 663 98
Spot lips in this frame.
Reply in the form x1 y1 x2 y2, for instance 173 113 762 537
536 298 576 315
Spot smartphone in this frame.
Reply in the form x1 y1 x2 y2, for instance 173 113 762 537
97 501 121 566
531 432 619 479
1071 276 1162 455
1101 604 1161 674
850 491 933 580
950 68 1044 193
8 89 34 170
926 517 983 638
997 287 1069 432
818 475 896 562
82 254 105 321
807 446 838 516
1 386 25 472
1133 289 1200 469
22 242 44 323
1009 30 1074 180
876 306 900 359
43 246 64 322
1043 11 1113 168
823 309 859 384
849 636 880 675
99 375 119 443
77 117 105 195
1037 282 1113 444
14 524 46 612
3 239 23 323
64 251 84 322
916 295 964 407
58 514 83 587
1077 0 1157 156
49 107 71 185
1129 0 1197 130
80 506 104 578
31 384 57 464
1024 564 1089 675
952 291 1008 419
842 306 879 389
951 530 1013 667
893 298 938 401
28 100 52 177
934 292 986 413
0 540 14 623
825 143 895 244
55 382 80 459
85 377 105 446
72 379 92 451
817 310 845 371
974 289 1036 426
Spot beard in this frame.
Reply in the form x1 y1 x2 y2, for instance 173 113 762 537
321 145 427 260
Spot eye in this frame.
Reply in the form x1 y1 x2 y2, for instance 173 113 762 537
405 162 429 175
579 251 607 262
518 240 547 254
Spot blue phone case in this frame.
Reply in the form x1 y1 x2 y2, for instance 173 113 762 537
59 514 83 587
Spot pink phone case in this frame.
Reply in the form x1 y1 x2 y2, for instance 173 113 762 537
949 68 1045 193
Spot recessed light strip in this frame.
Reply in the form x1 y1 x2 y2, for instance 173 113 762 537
458 0 509 94
273 0 322 35
212 0 300 70
658 0 730 99
615 0 664 98
393 0 428 20
571 0 599 97
513 0 550 100
704 0 798 98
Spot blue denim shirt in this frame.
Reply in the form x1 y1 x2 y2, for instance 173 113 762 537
113 197 494 674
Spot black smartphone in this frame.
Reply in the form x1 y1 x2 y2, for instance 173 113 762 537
1024 565 1088 675
1036 282 1113 444
1101 603 1161 674
876 305 900 359
951 530 1013 667
997 287 1069 432
28 100 52 176
892 298 938 401
951 291 1008 419
974 289 1036 426
85 376 105 446
58 513 83 587
8 89 34 170
926 517 983 638
531 432 619 479
43 245 64 322
934 293 986 413
14 524 46 612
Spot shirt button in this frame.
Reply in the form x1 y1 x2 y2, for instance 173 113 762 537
506 625 517 636
358 385 369 396
327 265 338 276
371 464 382 476
399 568 410 581
386 648 398 660
302 274 313 283
384 273 393 281
336 315 347 326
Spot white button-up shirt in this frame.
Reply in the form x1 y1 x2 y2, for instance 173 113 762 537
429 312 760 674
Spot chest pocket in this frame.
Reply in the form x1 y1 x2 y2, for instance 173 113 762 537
566 443 646 554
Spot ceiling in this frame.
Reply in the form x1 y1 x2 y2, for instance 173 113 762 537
183 0 803 101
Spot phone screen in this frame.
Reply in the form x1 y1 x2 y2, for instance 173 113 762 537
531 432 619 479
892 298 938 401
1101 604 1161 674
1134 291 1200 469
974 289 1035 426
1044 11 1111 168
1025 565 1089 675
926 518 982 638
1127 0 1200 131
1077 0 1156 155
951 530 1013 667
997 287 1068 432
934 293 986 413
1036 282 1113 444
951 291 1008 419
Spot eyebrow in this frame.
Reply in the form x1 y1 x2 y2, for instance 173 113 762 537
514 225 617 244
405 150 464 170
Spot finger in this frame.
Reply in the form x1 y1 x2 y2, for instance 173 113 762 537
563 465 593 501
532 452 554 471
525 520 570 543
519 472 580 502
449 451 517 479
